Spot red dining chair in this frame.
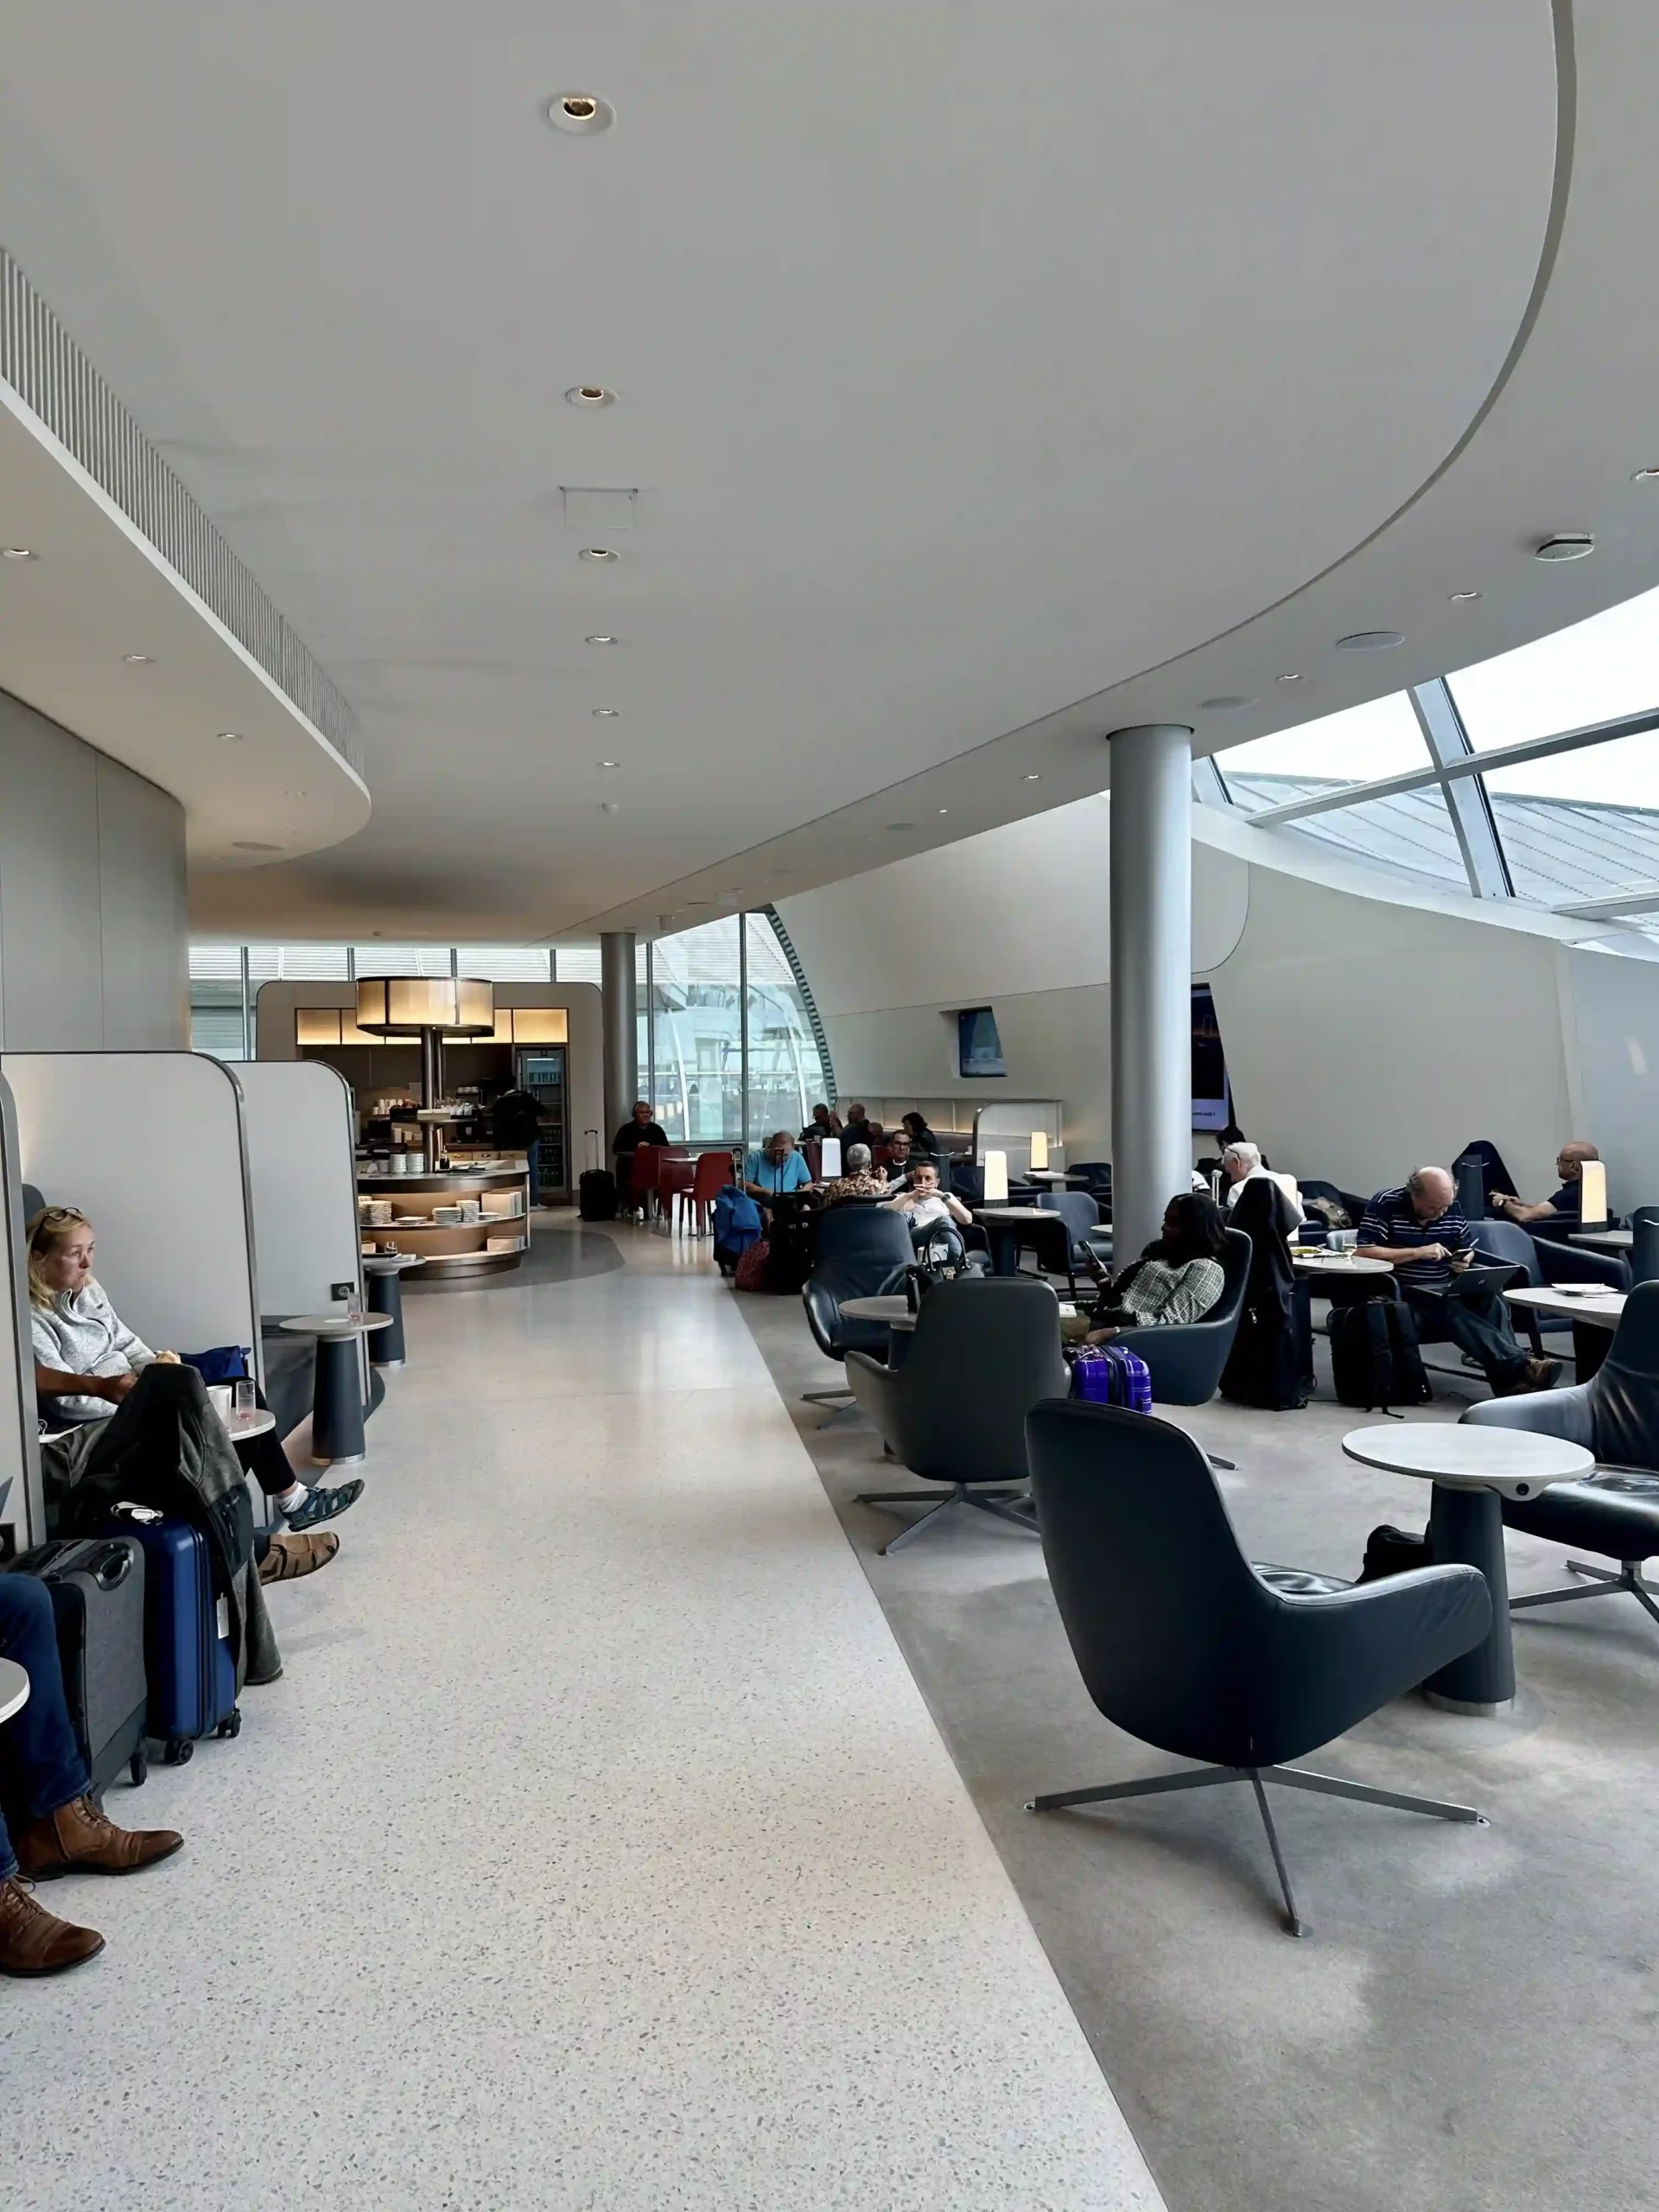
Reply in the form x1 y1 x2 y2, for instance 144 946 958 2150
658 1154 697 1233
630 1143 664 1219
690 1147 734 1236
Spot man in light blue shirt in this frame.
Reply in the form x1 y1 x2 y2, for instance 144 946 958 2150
743 1130 812 1203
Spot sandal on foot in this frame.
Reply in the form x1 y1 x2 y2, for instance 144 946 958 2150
258 1530 340 1583
283 1478 364 1531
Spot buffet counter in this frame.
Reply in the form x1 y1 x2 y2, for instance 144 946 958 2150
358 1160 529 1283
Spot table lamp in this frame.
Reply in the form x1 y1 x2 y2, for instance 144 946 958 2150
1029 1130 1049 1171
983 1150 1009 1204
1579 1158 1608 1229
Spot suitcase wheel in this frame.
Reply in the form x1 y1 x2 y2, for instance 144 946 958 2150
216 1709 242 1740
129 1750 148 1788
164 1738 194 1766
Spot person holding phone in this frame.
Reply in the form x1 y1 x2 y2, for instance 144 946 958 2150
1357 1167 1558 1395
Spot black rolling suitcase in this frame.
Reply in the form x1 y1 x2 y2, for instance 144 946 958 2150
5 1535 149 1791
579 1168 618 1221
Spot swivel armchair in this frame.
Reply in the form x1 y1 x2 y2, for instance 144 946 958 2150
1024 1401 1492 1936
800 1205 918 1420
847 1277 1067 1552
1030 1190 1102 1297
1109 1229 1252 1405
1463 1281 1659 1636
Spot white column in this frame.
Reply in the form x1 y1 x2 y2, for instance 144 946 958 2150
601 931 638 1152
1109 724 1194 1262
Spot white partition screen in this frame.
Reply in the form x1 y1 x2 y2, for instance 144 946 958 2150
2 1052 259 1377
233 1061 362 1320
972 1100 1064 1183
0 1077 44 1550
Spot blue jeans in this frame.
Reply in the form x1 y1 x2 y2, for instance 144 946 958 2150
0 1576 88 1878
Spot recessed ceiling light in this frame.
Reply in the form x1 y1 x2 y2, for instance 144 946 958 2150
1199 694 1255 710
601 801 621 814
232 840 281 853
592 707 620 717
1024 772 1041 782
1276 671 1303 683
596 759 620 769
565 385 616 409
686 899 709 906
1 546 35 560
123 653 154 665
937 807 949 815
1335 630 1405 651
546 92 615 135
585 634 620 645
1535 533 1594 563
579 546 619 563
1448 589 1482 603
1633 467 1659 483
217 730 245 743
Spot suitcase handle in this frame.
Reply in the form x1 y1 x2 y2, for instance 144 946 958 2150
82 1541 135 1592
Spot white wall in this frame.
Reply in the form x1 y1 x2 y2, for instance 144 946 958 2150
778 796 1659 1213
0 687 188 1051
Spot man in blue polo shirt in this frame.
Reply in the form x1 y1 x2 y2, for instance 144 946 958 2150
1358 1165 1558 1395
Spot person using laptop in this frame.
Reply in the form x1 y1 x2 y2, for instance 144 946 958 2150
1357 1166 1558 1395
1491 1141 1601 1229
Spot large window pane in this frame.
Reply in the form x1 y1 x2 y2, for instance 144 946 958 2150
1266 785 1471 893
454 945 553 982
1483 729 1659 904
352 944 454 977
745 914 829 1144
1215 695 1428 812
245 944 350 982
1449 582 1659 750
645 918 743 1143
554 944 601 985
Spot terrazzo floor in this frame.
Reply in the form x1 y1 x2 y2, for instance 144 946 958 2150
0 1213 1162 2211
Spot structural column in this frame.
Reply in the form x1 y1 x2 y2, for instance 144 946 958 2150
601 931 639 1160
1109 724 1194 1263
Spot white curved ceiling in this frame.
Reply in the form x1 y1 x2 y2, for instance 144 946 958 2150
0 2 1624 939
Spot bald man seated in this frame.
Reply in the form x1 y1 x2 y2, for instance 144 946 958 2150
1491 1141 1600 1229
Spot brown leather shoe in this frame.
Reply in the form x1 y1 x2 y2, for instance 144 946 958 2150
258 1528 339 1583
0 1876 105 1975
14 1796 183 1879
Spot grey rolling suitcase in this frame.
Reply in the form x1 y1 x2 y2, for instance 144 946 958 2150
6 1535 150 1791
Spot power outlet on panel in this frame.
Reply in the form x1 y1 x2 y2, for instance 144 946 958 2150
331 1281 356 1301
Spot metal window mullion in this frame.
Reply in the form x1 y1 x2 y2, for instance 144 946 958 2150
1411 679 1511 899
645 939 656 1112
738 913 751 1152
240 945 251 1060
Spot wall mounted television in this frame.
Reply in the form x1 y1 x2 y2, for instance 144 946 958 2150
957 1006 1007 1079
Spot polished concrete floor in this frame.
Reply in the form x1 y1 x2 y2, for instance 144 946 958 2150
1 1217 1161 2211
743 1270 1659 2212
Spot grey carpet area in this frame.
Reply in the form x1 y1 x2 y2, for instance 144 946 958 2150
737 1285 1659 2212
403 1211 625 1294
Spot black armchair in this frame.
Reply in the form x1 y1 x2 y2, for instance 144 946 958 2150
1023 1401 1492 1936
846 1277 1068 1552
1111 1226 1252 1406
1029 1190 1101 1296
800 1205 918 1420
1462 1281 1659 1634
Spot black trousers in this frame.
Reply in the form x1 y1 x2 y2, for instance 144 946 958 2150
1403 1287 1529 1387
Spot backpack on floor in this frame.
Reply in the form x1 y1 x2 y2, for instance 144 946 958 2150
733 1237 771 1293
1329 1298 1431 1413
1071 1343 1153 1411
578 1168 617 1222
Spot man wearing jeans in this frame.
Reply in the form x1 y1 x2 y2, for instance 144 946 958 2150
0 1574 183 1975
1357 1166 1560 1396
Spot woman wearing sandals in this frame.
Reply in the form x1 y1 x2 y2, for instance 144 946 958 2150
27 1205 359 1584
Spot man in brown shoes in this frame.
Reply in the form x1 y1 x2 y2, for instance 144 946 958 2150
1 1574 182 1976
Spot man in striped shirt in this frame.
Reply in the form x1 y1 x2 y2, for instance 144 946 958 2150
1358 1166 1559 1395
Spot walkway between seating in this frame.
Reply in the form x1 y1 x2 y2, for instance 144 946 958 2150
0 1214 1161 2211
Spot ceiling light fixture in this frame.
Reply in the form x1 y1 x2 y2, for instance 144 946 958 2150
1448 589 1482 603
1 546 35 561
592 707 620 718
1335 630 1405 651
123 653 154 665
217 730 245 743
1632 467 1659 483
601 801 621 814
585 634 620 645
546 92 614 134
1275 671 1303 683
565 385 615 408
1535 533 1594 563
596 759 620 769
1199 694 1255 710
579 546 619 563
938 807 949 815
1024 772 1041 782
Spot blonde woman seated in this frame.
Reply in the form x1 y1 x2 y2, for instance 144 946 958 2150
28 1206 354 1582
1082 1192 1229 1344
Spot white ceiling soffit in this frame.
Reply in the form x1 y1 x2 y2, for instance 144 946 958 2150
0 274 369 868
0 2 1637 938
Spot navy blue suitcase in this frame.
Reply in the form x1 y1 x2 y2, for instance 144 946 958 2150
114 1513 239 1764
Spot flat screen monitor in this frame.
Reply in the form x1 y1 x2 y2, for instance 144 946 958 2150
1192 984 1230 1133
957 1007 1007 1079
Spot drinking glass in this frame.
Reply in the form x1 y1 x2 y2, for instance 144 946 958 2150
233 1377 257 1421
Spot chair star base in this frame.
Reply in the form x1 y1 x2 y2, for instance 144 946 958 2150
855 1482 1037 1553
1510 1557 1659 1627
1025 1762 1486 1939
801 1387 861 1425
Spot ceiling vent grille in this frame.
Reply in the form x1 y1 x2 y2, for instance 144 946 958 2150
0 246 363 783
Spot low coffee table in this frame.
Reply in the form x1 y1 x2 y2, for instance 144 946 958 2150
279 1312 395 1466
1342 1423 1593 1713
0 1657 29 1725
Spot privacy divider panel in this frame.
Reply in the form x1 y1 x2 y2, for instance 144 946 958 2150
1 1051 260 1382
0 1076 44 1550
232 1060 362 1321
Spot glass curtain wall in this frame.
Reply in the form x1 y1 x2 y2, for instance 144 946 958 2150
1207 579 1659 939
